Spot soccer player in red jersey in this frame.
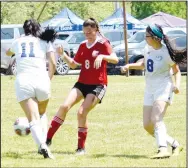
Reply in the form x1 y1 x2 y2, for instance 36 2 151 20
46 18 119 154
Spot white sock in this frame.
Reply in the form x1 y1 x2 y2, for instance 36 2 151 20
154 121 167 148
166 134 179 147
40 113 48 141
29 120 45 147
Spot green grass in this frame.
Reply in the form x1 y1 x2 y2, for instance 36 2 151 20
1 75 186 167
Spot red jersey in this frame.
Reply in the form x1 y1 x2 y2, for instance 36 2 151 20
74 37 112 85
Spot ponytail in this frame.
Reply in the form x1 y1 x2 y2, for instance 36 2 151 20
39 27 57 43
148 24 187 65
163 34 187 64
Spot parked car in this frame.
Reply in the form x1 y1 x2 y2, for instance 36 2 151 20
56 32 71 41
1 25 70 76
127 27 186 44
1 24 24 75
110 32 186 75
62 30 131 58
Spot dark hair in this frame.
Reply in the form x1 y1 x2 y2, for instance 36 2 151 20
23 19 41 37
23 19 57 43
146 24 187 64
40 27 57 43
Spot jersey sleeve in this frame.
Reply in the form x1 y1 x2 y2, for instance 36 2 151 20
101 41 113 55
46 42 55 53
73 44 83 64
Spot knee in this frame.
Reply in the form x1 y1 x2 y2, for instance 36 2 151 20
77 107 88 120
59 103 70 114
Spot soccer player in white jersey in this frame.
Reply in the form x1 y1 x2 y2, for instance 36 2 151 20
121 24 186 159
6 19 57 159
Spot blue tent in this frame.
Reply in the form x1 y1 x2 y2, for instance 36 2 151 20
41 8 84 31
100 8 146 31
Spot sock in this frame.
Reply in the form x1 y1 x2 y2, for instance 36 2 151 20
78 127 88 149
47 116 64 140
166 134 180 148
40 113 48 140
29 120 45 147
154 121 167 148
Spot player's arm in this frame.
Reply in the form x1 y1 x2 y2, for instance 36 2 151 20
6 49 15 56
121 58 145 73
99 52 119 64
171 64 181 94
94 41 119 69
47 51 56 80
57 46 78 69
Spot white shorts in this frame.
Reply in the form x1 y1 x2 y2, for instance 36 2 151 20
144 82 174 106
15 74 51 102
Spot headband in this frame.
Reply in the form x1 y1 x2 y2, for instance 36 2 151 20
149 24 163 39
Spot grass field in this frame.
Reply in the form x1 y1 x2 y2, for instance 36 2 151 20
1 75 186 167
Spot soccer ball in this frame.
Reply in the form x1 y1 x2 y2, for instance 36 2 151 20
13 117 30 136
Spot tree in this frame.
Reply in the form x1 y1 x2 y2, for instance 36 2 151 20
1 2 115 24
131 2 186 20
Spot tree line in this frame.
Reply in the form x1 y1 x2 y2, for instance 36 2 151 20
1 1 186 25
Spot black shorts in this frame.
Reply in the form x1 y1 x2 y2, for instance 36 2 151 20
73 82 107 103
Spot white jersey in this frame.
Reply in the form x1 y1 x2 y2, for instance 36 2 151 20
10 35 54 75
144 44 175 86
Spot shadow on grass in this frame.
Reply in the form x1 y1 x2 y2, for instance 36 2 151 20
89 153 148 159
53 150 75 155
2 151 43 160
89 153 107 158
112 154 148 159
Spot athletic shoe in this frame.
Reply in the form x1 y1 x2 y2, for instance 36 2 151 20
172 145 183 156
150 147 170 159
46 138 52 146
75 148 86 155
39 143 55 159
38 148 42 155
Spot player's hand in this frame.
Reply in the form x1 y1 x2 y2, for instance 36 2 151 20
56 44 65 58
120 64 129 73
94 55 103 69
172 85 180 94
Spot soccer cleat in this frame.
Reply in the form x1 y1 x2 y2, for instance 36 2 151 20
46 139 52 146
150 147 171 159
38 148 42 155
75 148 86 155
39 144 55 159
172 145 183 156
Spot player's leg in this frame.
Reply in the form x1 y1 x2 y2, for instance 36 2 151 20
76 84 106 155
151 85 183 157
38 99 49 140
150 100 170 159
19 98 54 159
143 91 155 135
143 106 154 135
76 93 100 155
37 99 50 155
46 88 83 146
